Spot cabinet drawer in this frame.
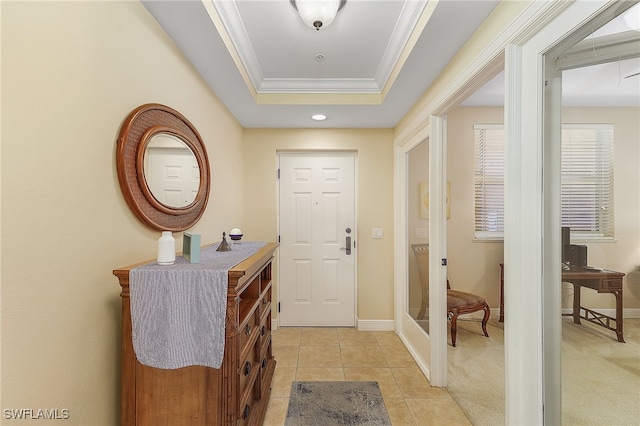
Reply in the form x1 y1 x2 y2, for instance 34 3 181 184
238 342 257 397
259 338 272 380
599 278 622 291
258 338 275 402
259 286 271 318
238 308 259 356
237 378 259 426
259 311 271 352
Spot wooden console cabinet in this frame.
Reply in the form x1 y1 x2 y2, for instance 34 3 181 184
113 242 277 425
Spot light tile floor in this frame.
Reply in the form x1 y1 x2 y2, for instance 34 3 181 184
264 327 471 426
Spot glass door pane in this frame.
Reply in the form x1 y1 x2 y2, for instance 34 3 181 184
407 140 430 332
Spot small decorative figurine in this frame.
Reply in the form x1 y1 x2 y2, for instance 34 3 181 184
229 227 243 242
216 232 232 252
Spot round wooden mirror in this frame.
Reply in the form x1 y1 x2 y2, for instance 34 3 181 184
116 104 210 231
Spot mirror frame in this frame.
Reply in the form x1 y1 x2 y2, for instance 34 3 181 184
116 104 210 232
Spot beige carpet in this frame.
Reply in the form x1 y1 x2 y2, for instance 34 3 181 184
446 318 640 425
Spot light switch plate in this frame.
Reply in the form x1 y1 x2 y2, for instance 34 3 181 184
372 228 383 239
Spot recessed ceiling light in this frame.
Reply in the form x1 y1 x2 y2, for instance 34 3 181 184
311 114 327 121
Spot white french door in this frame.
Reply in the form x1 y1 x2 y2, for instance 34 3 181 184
395 115 448 386
278 152 356 326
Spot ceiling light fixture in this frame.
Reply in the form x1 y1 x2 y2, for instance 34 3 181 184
290 0 347 31
311 114 327 121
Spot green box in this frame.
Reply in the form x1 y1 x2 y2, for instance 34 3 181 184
183 232 201 263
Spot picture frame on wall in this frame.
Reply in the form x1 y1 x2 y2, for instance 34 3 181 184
419 181 450 219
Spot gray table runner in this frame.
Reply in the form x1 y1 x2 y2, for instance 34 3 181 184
130 241 266 369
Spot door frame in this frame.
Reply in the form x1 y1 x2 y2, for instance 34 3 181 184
427 115 448 387
276 150 358 328
506 1 632 423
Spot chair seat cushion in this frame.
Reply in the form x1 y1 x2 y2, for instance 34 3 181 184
447 290 486 309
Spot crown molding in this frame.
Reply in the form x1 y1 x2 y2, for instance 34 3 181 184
259 77 380 93
211 0 426 96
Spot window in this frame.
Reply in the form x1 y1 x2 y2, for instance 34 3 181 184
474 124 504 240
561 124 614 238
474 123 614 240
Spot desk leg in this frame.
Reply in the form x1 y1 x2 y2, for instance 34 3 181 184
417 283 428 320
613 289 625 343
499 279 504 323
573 284 581 324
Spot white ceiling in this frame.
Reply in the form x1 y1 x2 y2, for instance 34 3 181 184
461 55 640 107
142 0 639 128
463 5 640 108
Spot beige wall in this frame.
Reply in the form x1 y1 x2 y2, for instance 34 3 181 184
242 129 395 321
395 0 528 141
446 106 640 312
2 2 243 424
446 107 505 310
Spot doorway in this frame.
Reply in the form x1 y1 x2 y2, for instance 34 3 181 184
542 3 640 423
278 152 357 326
395 115 449 387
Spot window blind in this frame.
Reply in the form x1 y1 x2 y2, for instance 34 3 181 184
561 124 614 237
474 124 504 239
473 123 614 240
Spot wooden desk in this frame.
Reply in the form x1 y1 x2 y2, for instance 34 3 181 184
499 264 625 342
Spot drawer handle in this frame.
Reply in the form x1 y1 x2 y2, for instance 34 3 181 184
244 361 252 376
261 325 266 336
243 404 250 420
261 358 267 369
245 324 251 335
262 298 267 306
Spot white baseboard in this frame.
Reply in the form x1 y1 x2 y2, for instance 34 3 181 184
271 309 639 331
271 318 396 331
624 308 640 318
356 318 395 331
561 308 640 319
451 308 640 321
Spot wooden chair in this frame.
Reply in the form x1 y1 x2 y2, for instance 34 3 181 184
412 244 490 347
446 280 490 347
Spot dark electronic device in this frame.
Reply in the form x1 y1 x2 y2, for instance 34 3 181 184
562 226 587 269
562 227 571 263
567 244 588 269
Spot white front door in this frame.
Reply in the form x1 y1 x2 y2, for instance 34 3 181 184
278 152 356 326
